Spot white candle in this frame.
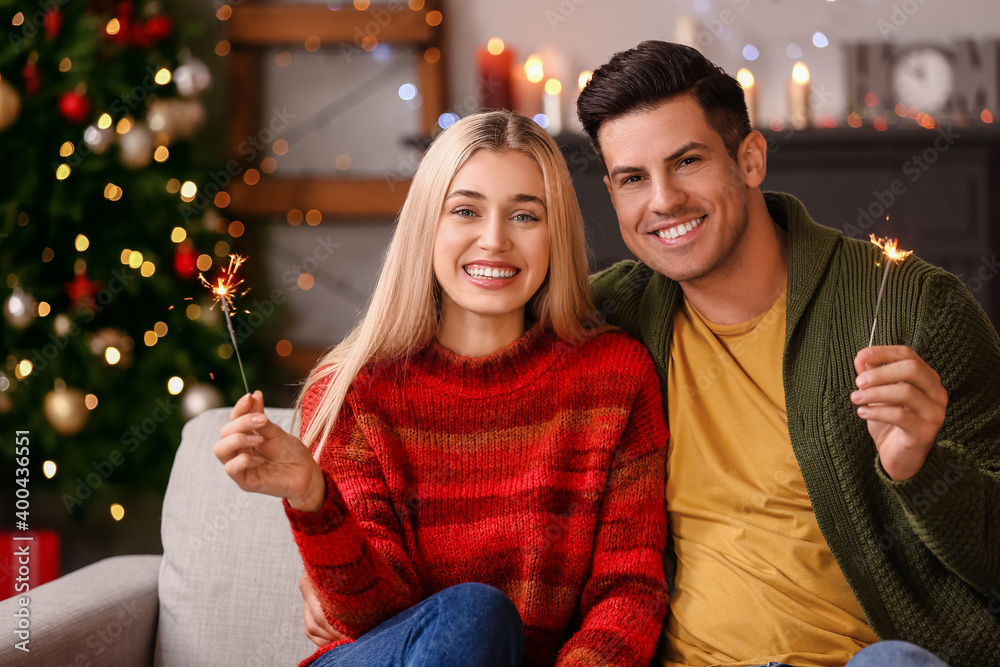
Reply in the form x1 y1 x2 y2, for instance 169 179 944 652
514 54 545 119
788 61 811 130
543 78 563 135
736 68 757 128
675 15 699 50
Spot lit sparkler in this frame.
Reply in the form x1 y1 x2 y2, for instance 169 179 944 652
200 254 251 394
868 235 913 347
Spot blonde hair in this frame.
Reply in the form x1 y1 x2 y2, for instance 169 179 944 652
296 111 602 457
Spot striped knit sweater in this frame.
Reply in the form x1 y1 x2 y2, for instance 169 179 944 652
286 325 669 667
590 192 1000 665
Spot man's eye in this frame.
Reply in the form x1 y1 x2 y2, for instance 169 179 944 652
680 157 699 167
621 174 642 185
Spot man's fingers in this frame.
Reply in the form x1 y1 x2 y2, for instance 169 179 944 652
852 382 945 417
855 352 946 405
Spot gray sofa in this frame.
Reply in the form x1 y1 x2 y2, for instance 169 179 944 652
0 407 317 666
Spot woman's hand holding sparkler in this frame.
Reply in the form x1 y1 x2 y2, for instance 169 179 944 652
851 346 949 481
214 391 327 512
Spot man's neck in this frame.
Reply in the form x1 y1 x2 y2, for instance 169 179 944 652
680 195 789 326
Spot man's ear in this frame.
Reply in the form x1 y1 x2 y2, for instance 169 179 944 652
738 130 767 188
603 174 617 211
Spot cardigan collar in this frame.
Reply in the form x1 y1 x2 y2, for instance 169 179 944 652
645 191 841 343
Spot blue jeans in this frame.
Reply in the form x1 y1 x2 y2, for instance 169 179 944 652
310 582 524 667
752 639 949 667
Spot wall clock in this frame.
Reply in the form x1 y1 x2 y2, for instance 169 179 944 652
891 45 955 114
845 39 999 123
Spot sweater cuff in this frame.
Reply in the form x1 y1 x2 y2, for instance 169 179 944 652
284 468 350 535
876 440 978 519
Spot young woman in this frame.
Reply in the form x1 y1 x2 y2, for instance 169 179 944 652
215 111 669 667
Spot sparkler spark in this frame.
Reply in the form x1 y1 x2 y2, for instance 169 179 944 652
199 254 251 395
868 235 913 347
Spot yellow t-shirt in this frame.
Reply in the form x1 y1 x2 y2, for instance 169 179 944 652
663 288 878 667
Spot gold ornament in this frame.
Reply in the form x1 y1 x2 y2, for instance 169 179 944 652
0 372 11 414
119 121 154 168
4 288 35 328
90 327 135 368
147 99 205 140
44 381 89 435
83 124 114 154
53 314 72 336
0 78 21 132
173 59 212 97
181 382 224 420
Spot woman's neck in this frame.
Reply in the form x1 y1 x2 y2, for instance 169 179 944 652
435 306 526 357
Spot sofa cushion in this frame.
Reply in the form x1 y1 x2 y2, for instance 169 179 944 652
155 407 316 667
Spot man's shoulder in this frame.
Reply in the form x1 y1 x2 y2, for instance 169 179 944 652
835 233 965 293
589 260 658 300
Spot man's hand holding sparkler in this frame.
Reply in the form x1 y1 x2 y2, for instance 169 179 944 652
214 391 327 512
851 346 949 481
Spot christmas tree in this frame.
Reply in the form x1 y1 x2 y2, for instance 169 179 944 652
1 0 260 524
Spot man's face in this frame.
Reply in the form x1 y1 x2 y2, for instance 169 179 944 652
598 95 754 286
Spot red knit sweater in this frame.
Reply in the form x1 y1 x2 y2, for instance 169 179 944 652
287 324 669 667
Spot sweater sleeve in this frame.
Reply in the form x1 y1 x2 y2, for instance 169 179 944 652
880 271 1000 592
286 390 421 639
556 359 670 667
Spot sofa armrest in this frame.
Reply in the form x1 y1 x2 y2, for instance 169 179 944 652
0 554 161 666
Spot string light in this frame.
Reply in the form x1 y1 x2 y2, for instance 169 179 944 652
43 461 57 478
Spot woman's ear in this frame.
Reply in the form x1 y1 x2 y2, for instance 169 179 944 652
738 130 767 189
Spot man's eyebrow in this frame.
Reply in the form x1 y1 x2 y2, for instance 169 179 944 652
608 141 713 179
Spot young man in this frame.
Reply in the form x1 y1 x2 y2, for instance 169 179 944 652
299 40 998 666
577 40 999 666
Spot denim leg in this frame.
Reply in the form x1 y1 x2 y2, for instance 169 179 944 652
312 582 524 667
846 640 949 667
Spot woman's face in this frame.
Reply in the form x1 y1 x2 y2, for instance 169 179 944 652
433 149 550 330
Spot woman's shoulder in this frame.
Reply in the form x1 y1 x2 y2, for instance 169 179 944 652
563 329 657 374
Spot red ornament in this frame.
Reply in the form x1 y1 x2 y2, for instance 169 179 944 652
139 16 172 44
65 271 103 312
174 240 199 280
58 91 91 124
22 61 40 95
44 9 63 39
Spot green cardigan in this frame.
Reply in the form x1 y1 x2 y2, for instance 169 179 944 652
590 192 1000 665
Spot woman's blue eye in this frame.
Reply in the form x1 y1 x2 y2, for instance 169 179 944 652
513 213 539 222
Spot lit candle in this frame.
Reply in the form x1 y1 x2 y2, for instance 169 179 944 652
788 61 811 130
736 68 757 128
564 70 592 134
675 15 699 50
476 37 513 111
513 54 544 119
543 78 563 135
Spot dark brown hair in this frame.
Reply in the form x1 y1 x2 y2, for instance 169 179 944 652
577 40 751 162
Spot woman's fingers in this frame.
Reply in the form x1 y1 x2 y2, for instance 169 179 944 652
213 431 263 463
228 392 254 421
